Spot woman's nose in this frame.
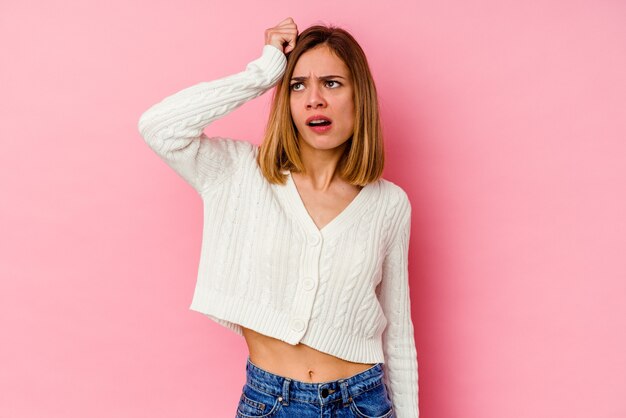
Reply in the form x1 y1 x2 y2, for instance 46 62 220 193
306 84 326 108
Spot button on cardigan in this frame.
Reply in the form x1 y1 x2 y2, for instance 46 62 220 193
137 44 419 417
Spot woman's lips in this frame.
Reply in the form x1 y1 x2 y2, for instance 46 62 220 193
306 114 332 125
305 115 333 133
308 123 332 134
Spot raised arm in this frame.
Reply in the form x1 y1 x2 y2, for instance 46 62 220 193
137 18 298 194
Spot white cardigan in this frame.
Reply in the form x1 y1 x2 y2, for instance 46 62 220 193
138 44 419 417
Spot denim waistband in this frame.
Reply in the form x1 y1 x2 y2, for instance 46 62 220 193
245 356 385 406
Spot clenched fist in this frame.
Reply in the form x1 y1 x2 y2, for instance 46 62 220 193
265 17 299 54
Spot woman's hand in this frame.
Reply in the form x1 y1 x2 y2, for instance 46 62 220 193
265 17 299 54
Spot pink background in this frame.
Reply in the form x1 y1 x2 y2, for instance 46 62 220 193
1 1 625 417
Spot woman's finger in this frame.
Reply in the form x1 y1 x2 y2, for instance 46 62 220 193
264 18 299 54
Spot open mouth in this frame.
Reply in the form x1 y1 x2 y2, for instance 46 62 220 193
306 115 332 127
307 119 332 127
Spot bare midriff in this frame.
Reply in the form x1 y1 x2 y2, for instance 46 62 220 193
242 326 376 383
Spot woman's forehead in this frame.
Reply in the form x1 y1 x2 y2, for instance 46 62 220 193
292 45 350 77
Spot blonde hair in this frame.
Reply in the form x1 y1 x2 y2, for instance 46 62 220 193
256 25 385 186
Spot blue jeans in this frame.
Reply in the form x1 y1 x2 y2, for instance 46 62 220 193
236 356 395 418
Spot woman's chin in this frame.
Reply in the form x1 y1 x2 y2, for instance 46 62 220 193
299 136 351 152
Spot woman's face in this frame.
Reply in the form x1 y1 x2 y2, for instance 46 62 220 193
289 45 355 154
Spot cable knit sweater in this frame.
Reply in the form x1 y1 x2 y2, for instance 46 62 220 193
137 44 419 417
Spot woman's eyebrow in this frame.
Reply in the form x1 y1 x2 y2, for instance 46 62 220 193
290 75 347 81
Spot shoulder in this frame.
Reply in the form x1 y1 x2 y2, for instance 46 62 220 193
195 138 257 186
218 137 256 151
204 137 256 158
377 177 412 214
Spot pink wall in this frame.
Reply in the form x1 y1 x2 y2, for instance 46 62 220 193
1 1 625 417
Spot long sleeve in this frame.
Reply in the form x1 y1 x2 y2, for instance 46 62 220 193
379 194 419 417
137 45 287 194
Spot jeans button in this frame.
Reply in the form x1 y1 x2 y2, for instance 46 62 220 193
321 388 329 397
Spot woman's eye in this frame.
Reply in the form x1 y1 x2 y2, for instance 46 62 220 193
326 80 341 88
290 82 304 91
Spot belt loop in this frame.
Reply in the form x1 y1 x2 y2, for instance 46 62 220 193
339 380 351 407
280 378 291 406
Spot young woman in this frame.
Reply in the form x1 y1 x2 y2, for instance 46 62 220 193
138 17 418 418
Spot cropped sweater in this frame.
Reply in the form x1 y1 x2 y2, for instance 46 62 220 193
137 44 419 417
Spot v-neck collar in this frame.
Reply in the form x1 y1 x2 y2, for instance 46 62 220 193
280 170 379 240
